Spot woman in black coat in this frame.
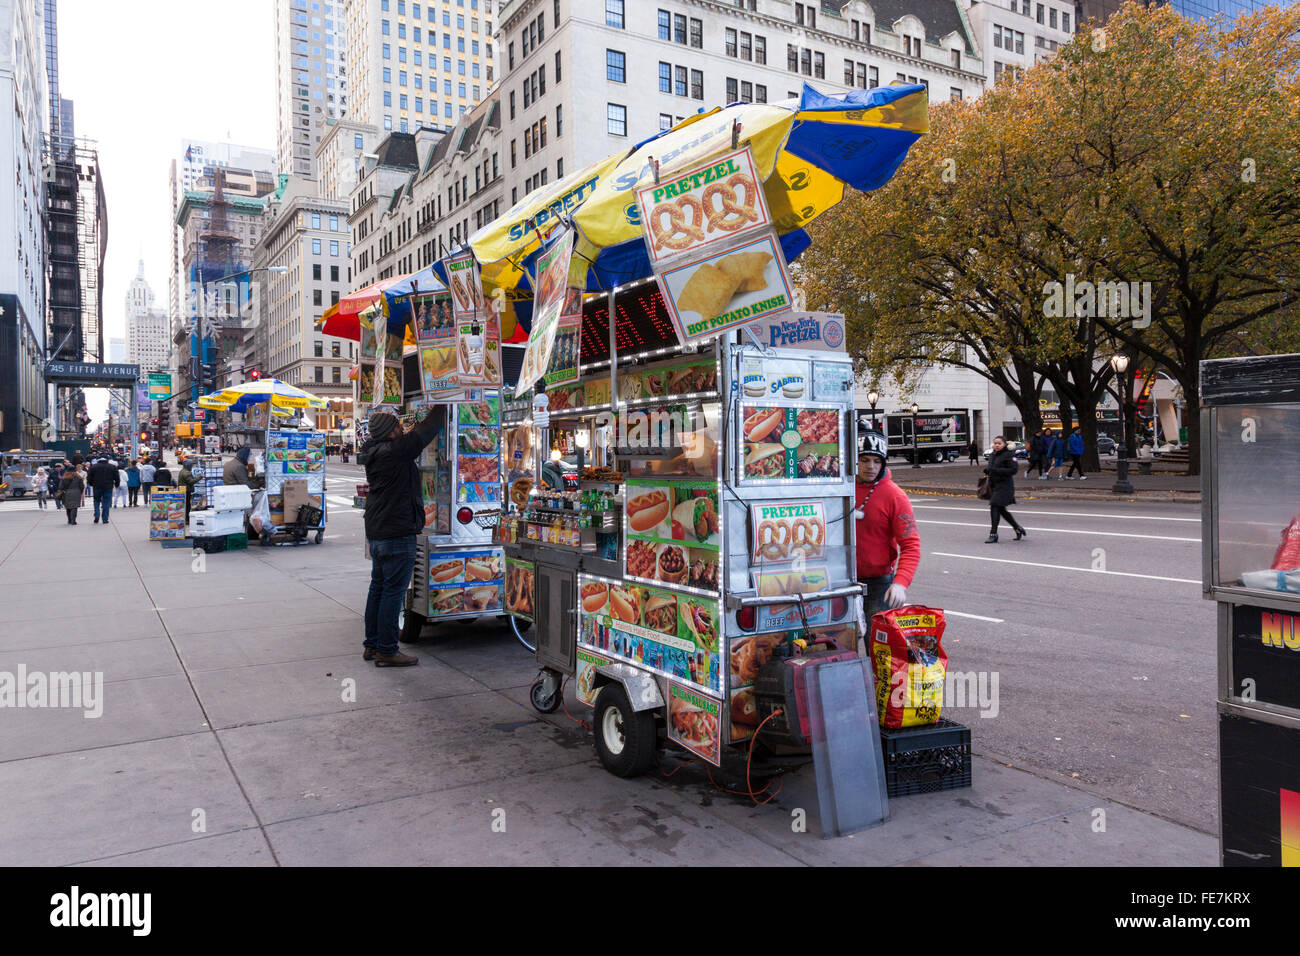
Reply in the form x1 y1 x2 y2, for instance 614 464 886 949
984 436 1026 543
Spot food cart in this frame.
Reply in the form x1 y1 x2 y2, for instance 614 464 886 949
497 279 862 776
1201 354 1300 867
197 380 331 546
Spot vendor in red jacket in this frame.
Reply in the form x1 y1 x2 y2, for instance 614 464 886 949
854 429 921 620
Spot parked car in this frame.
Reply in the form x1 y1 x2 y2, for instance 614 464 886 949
1096 436 1118 456
983 441 1028 461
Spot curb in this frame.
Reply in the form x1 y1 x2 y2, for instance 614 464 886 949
898 484 1201 504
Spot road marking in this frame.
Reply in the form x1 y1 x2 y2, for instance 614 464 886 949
944 610 1005 623
913 503 1200 523
930 551 1201 584
915 518 1199 543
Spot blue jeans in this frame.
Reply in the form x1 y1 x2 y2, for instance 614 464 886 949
93 488 112 521
364 535 418 656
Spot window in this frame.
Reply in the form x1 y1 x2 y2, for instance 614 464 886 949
384 90 392 106
556 103 563 136
674 14 686 44
312 238 322 254
355 134 363 148
333 367 341 384
1050 7 1057 28
952 49 961 69
813 51 824 79
689 18 702 48
870 65 878 86
755 84 767 103
1036 3 1044 24
950 87 962 102
726 27 737 58
511 139 516 166
727 77 737 102
739 32 751 60
1015 31 1024 54
510 90 515 118
398 22 406 38
994 25 1002 49
787 44 798 72
675 65 687 96
383 43 391 58
607 102 626 136
330 240 339 256
556 50 561 82
690 69 703 100
385 114 393 129
659 61 671 93
557 157 563 179
658 9 671 41
508 41 514 69
801 48 811 76
312 213 321 229
400 93 408 109
382 18 390 35
314 340 324 357
1063 12 1070 31
400 70 407 85
605 0 623 29
331 265 339 281
313 263 322 280
659 112 673 130
755 35 766 64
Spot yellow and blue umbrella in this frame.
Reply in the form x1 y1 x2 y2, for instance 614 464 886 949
197 378 329 416
448 83 927 336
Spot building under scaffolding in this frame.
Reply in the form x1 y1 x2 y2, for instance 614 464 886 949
43 135 107 438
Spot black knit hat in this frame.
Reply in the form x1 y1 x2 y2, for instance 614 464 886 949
368 411 398 440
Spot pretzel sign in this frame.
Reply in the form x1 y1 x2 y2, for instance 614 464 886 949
702 174 760 234
650 196 707 252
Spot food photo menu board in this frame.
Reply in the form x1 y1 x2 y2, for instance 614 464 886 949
623 478 720 595
456 396 501 503
739 405 843 482
149 488 187 540
577 574 722 698
265 430 326 494
426 548 504 618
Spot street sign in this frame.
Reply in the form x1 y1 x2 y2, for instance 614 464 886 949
148 372 172 400
194 409 206 421
44 361 141 386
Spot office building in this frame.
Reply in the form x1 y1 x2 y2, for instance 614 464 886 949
276 0 349 180
125 261 170 379
345 0 498 136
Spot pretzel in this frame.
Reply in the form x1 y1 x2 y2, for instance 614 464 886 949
791 518 824 556
702 173 760 234
650 196 707 251
757 519 791 561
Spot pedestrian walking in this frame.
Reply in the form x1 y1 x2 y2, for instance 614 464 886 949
1025 429 1044 477
58 465 85 525
154 463 173 489
358 409 441 667
1066 427 1087 479
33 467 49 509
49 465 63 510
968 440 980 466
138 458 156 502
1043 430 1066 480
984 436 1026 543
115 463 129 508
126 460 141 506
854 430 921 622
87 457 119 524
177 460 198 519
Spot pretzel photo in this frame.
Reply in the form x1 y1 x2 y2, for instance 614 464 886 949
651 196 707 252
756 519 791 561
702 173 760 234
790 517 824 557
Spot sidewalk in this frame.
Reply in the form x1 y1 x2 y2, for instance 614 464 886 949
895 461 1202 503
0 503 1216 865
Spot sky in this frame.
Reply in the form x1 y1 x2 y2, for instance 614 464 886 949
58 0 276 423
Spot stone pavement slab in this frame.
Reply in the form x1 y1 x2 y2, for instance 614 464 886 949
72 828 275 867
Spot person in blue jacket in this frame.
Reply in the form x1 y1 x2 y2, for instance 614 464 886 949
1065 427 1087 479
1042 430 1066 480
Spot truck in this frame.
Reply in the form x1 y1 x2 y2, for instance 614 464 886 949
866 409 972 464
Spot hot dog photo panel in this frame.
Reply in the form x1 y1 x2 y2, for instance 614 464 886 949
427 548 505 617
623 479 721 595
740 404 843 482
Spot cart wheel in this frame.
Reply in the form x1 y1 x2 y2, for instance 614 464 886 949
593 684 658 778
529 674 562 714
508 615 535 653
314 530 323 544
399 608 426 644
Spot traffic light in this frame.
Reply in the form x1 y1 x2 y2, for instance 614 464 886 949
140 432 149 442
249 368 260 381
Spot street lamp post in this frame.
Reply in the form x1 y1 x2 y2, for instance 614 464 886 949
911 402 922 468
1110 353 1134 494
867 389 880 433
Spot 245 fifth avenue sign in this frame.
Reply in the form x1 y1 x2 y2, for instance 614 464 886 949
44 362 141 386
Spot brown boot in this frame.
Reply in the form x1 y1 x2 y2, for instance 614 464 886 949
363 647 377 661
374 651 419 667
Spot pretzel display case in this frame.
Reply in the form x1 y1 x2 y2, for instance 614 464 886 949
1200 354 1300 867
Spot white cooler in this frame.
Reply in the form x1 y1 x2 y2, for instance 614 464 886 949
211 484 252 511
188 509 246 537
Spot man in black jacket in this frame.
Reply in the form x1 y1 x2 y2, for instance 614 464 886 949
358 409 439 666
87 457 119 524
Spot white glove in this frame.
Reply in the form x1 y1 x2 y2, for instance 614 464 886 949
884 583 908 609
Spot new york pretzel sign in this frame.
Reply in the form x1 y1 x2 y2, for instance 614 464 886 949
635 144 772 266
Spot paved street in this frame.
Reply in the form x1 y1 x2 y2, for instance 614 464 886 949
0 477 1217 866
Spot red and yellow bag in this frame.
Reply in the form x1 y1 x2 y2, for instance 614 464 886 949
870 606 948 729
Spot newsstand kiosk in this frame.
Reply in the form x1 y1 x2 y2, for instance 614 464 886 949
1201 353 1300 866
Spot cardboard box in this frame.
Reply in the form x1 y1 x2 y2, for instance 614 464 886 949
282 479 310 516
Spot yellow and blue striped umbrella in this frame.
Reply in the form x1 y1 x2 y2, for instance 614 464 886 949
197 378 329 415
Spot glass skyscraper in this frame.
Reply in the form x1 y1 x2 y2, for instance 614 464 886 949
1077 0 1286 26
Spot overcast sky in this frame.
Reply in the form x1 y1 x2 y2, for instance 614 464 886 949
59 0 276 421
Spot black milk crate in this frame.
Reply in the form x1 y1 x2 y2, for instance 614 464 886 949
879 718 972 797
192 534 227 554
296 504 324 528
